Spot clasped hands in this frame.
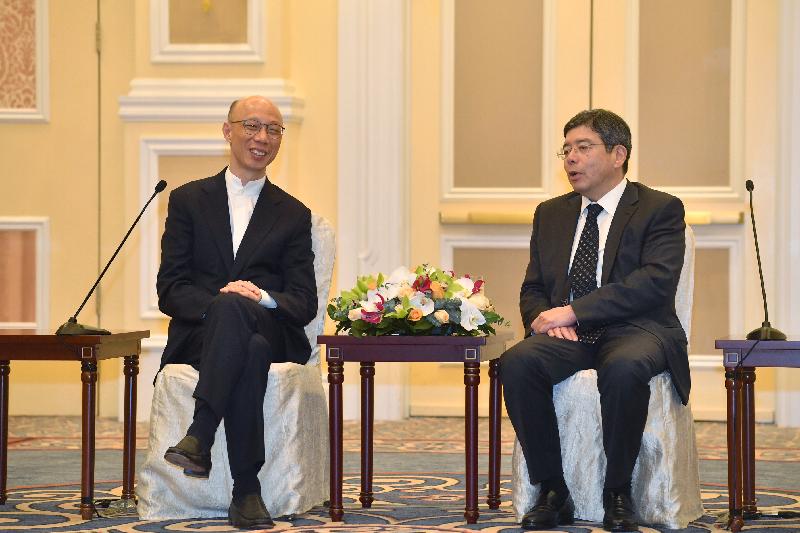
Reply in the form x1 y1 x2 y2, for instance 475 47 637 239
220 280 262 302
531 305 579 342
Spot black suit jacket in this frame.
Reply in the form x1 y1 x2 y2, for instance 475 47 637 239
157 168 317 369
520 181 690 403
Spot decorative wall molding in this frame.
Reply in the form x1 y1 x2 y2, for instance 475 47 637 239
691 224 746 356
625 0 746 201
0 217 50 329
338 0 410 420
0 0 49 122
149 0 264 63
440 232 530 271
119 78 304 122
440 0 555 200
138 138 228 319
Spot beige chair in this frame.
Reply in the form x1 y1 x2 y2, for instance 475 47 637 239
512 226 703 529
137 213 335 520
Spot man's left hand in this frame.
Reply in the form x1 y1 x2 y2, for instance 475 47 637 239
532 305 577 335
220 280 262 302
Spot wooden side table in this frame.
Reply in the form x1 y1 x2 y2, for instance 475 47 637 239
715 338 800 532
0 330 149 519
318 334 509 524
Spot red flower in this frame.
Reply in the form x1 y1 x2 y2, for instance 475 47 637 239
472 279 484 294
361 310 383 324
375 293 386 311
412 275 431 293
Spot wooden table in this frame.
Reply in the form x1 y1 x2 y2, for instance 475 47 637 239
0 330 149 519
715 338 800 532
318 334 508 524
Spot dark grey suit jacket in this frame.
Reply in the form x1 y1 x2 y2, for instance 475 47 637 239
156 168 317 369
519 181 690 403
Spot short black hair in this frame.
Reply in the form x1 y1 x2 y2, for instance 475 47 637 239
563 109 632 174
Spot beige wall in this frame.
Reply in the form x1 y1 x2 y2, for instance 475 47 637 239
169 0 248 44
1 0 794 423
0 0 337 416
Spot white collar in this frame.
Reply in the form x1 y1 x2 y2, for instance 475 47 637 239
581 177 628 216
225 167 266 196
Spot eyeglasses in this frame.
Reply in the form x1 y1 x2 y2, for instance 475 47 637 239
557 143 605 160
230 119 286 138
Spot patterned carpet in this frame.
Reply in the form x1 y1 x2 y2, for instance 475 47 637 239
2 417 799 532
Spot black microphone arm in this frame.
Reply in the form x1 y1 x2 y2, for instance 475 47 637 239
56 179 168 335
744 179 786 341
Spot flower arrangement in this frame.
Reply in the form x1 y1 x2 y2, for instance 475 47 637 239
327 264 508 337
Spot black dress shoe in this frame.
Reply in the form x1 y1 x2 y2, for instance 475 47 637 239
229 493 275 529
521 487 575 530
602 490 639 532
164 435 212 478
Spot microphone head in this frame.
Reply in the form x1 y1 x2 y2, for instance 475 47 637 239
155 179 168 193
745 179 754 192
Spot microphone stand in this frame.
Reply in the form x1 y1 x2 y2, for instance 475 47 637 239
56 180 167 335
744 179 786 341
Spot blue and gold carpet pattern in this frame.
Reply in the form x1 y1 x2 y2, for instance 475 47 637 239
1 417 798 532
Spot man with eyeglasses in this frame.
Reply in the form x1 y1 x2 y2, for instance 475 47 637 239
156 95 317 529
500 109 688 531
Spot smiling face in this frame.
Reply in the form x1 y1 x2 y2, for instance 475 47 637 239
222 96 283 183
562 125 627 202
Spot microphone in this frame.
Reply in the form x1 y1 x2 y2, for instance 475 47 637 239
56 179 168 335
744 179 786 341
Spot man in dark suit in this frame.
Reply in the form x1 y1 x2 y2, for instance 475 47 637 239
156 95 317 529
500 109 687 532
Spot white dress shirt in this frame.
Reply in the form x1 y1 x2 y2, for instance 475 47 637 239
567 177 629 289
224 168 276 308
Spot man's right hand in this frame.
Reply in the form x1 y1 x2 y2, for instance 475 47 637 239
546 326 579 341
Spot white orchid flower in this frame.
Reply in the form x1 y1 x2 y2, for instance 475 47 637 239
360 300 379 313
409 294 435 316
348 308 363 321
387 266 416 285
459 298 486 331
455 277 474 298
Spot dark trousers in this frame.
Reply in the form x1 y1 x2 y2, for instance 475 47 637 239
192 292 286 493
500 323 667 489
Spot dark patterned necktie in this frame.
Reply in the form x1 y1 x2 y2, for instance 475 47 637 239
569 203 604 344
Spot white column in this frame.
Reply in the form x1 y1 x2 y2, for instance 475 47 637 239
775 0 800 427
337 0 410 420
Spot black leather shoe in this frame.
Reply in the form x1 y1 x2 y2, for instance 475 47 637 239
164 435 212 478
602 490 639 532
229 493 275 529
521 487 575 530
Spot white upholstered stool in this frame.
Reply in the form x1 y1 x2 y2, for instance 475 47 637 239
136 214 335 520
511 226 703 529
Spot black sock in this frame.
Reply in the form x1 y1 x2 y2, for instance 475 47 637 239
232 476 261 500
187 400 220 451
542 475 568 495
603 481 632 496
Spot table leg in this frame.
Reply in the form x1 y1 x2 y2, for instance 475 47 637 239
359 362 375 508
122 355 139 501
487 359 501 510
328 360 344 522
464 362 480 524
0 361 9 505
725 368 745 532
741 367 759 519
80 360 98 520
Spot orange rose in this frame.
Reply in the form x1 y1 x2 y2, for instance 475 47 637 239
430 281 445 299
408 308 423 321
